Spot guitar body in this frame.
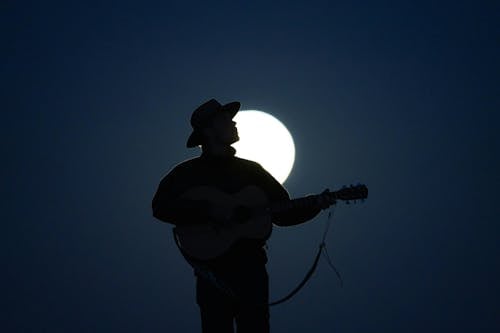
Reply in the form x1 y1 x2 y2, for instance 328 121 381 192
174 185 272 260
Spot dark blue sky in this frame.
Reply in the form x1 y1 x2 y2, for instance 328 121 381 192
3 1 499 332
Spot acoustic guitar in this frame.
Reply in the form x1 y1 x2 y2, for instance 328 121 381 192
174 184 368 260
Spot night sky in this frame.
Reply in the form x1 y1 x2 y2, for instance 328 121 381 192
3 1 499 332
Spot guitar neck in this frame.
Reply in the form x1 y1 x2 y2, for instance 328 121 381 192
268 185 368 214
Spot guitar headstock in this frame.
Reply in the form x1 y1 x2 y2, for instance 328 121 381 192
334 184 368 203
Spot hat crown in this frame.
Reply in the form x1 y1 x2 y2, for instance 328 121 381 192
190 99 222 128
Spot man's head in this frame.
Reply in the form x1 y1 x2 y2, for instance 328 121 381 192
186 99 240 148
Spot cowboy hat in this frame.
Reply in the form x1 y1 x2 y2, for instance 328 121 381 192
186 99 240 148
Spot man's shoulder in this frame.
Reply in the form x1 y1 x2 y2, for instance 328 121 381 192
160 157 203 180
232 156 262 169
174 156 203 169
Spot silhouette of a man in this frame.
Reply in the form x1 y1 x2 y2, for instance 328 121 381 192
152 99 335 333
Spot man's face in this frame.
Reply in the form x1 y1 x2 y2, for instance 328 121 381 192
206 112 239 145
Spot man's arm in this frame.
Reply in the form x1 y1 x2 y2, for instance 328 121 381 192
152 194 211 225
273 190 335 226
151 167 211 225
248 161 324 226
272 200 322 226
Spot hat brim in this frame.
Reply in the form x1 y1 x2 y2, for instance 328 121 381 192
186 101 240 148
220 101 240 118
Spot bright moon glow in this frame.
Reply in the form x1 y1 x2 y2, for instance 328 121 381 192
233 110 295 184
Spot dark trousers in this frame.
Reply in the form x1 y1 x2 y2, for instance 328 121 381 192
196 263 270 333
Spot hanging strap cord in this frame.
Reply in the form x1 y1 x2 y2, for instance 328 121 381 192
320 209 344 288
269 205 343 306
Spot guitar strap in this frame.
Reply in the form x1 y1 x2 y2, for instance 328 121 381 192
269 241 324 306
172 206 343 307
172 228 236 298
270 207 343 306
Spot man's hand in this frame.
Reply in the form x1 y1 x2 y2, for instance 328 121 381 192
316 188 336 210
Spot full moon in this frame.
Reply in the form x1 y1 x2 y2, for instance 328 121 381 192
232 110 295 184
